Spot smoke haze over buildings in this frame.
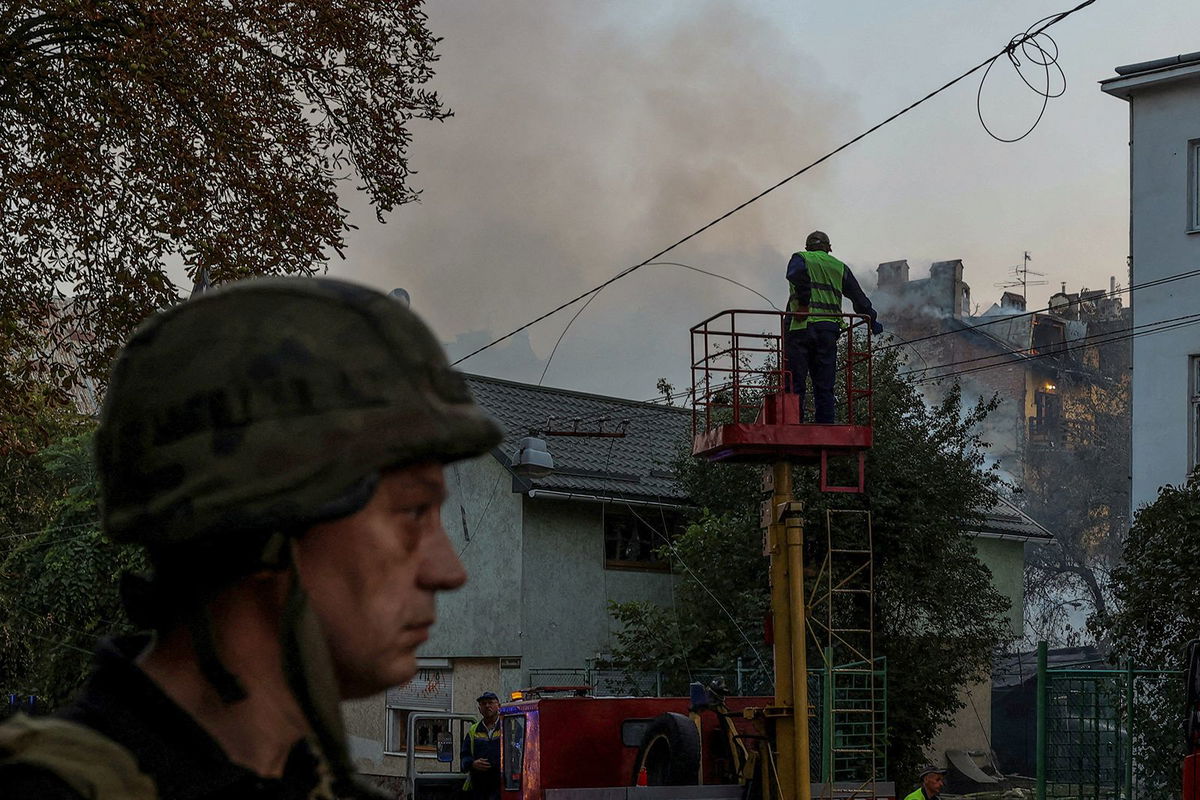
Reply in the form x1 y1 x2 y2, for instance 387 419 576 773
323 0 1200 399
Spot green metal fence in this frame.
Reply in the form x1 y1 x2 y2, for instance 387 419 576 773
810 654 888 785
1035 641 1181 800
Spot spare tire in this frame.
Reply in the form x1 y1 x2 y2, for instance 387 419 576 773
630 712 701 786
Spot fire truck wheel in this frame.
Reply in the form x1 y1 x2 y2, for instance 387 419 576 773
631 712 701 786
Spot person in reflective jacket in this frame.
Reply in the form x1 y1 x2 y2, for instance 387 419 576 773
903 764 947 799
784 230 883 423
461 692 502 800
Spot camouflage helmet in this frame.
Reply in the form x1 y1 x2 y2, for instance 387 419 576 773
805 230 831 252
96 277 502 546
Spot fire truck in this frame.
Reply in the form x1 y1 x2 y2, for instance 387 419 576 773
407 684 896 800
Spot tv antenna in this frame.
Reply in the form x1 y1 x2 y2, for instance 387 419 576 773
994 251 1046 300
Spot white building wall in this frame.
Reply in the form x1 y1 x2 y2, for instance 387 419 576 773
1104 68 1200 512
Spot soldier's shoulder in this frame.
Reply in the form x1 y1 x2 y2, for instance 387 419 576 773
0 761 87 799
0 714 156 800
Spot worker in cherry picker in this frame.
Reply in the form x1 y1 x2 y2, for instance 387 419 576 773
784 230 883 423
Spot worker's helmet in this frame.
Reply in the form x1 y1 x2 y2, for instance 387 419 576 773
805 230 832 252
97 276 502 547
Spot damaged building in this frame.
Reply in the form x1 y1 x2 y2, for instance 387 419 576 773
872 259 1131 485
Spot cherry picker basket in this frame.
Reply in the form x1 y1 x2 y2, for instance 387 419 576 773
690 310 874 492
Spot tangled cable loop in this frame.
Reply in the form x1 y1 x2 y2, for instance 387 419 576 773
977 18 1068 143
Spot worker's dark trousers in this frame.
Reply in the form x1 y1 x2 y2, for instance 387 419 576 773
784 322 840 423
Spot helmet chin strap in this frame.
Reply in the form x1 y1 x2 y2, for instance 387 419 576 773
280 539 389 800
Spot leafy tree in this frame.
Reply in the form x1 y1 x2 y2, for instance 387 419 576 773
0 381 90 529
1108 469 1200 797
1 0 449 425
0 428 145 708
609 344 1013 786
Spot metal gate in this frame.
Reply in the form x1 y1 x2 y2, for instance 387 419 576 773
1035 642 1181 800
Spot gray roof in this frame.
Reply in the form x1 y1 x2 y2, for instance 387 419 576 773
970 495 1055 542
1101 51 1200 98
465 375 1057 542
1113 51 1200 78
466 375 691 503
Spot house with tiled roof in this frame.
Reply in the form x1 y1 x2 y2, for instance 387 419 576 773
342 373 1053 791
342 375 698 790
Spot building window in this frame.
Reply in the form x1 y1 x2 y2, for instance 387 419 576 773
502 714 526 790
384 666 453 756
1190 139 1200 233
387 712 452 756
603 507 684 571
1029 386 1062 448
1191 356 1200 473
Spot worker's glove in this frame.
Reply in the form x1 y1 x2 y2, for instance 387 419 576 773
871 320 884 336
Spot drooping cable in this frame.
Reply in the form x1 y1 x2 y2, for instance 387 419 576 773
976 14 1068 143
450 0 1099 369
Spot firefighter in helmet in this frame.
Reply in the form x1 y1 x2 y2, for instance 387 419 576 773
0 278 502 799
784 230 883 423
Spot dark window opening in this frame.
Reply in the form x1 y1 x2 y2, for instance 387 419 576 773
603 507 684 571
1029 389 1063 448
1031 319 1067 357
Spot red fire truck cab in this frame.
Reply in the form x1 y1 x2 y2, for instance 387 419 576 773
490 689 894 800
496 692 763 800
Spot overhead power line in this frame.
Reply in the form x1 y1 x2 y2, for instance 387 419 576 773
876 268 1200 352
537 260 779 386
451 0 1099 368
912 315 1200 386
901 310 1200 379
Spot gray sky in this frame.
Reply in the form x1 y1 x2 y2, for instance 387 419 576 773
326 0 1200 399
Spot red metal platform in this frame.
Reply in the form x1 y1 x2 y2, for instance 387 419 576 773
690 310 875 492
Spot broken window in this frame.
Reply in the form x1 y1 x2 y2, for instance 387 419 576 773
1030 388 1063 447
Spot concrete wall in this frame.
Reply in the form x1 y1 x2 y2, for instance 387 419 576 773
428 455 524 658
972 536 1025 641
926 535 1025 763
928 677 994 767
1124 78 1200 510
520 497 676 674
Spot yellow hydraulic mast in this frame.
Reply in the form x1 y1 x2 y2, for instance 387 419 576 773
766 461 811 800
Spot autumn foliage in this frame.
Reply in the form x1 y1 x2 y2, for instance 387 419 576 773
0 0 448 450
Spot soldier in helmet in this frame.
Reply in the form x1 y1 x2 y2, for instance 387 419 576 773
784 230 883 423
0 278 502 799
